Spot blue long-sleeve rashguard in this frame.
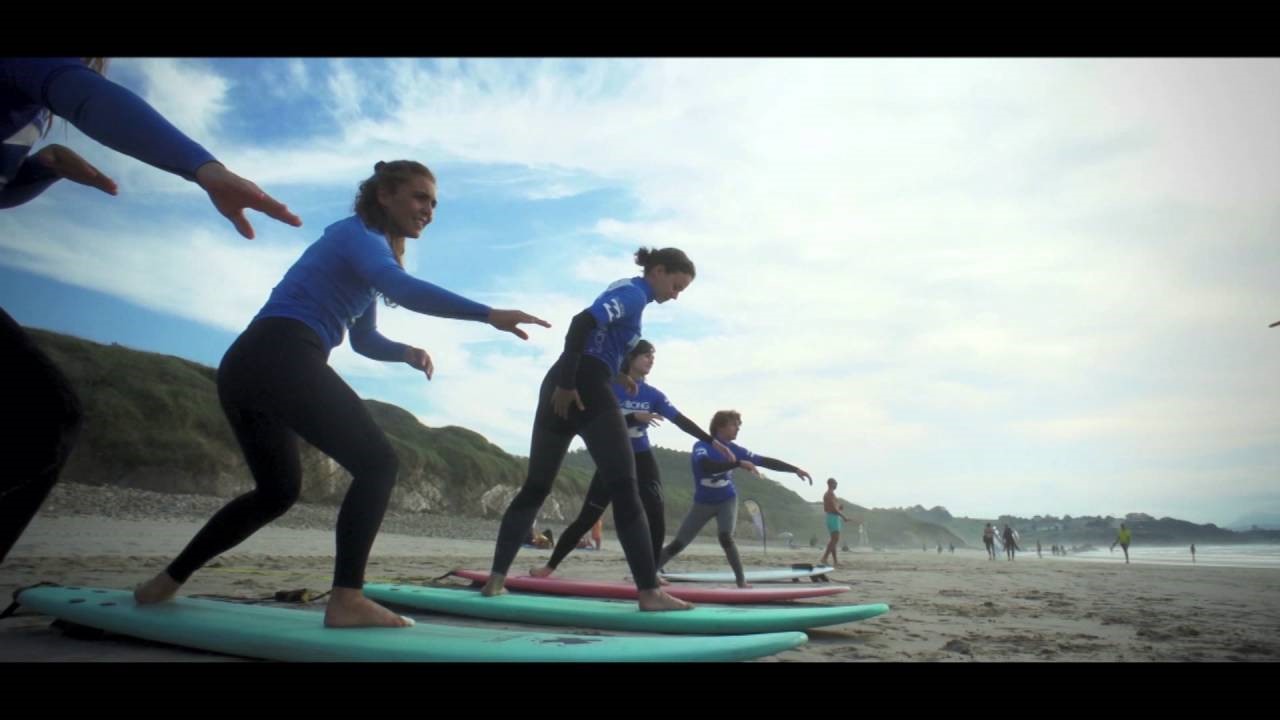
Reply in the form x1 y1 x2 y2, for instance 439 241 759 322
255 216 493 360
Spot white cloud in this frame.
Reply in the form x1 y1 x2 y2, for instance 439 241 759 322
0 210 299 332
121 58 230 141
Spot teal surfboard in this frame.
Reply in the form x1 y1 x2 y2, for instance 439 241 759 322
364 583 889 634
15 586 806 662
661 565 836 583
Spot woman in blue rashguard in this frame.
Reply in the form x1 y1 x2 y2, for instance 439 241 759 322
530 339 733 578
0 57 301 566
134 161 550 628
482 249 700 611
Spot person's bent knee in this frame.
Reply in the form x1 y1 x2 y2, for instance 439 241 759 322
717 532 736 548
24 387 84 469
611 499 645 529
512 481 553 508
59 388 84 436
362 444 400 486
258 484 302 519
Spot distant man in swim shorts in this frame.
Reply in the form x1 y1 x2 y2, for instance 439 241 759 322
821 478 851 568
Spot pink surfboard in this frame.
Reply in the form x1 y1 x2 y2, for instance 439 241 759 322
449 569 851 603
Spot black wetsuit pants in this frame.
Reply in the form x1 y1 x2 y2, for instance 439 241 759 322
544 449 663 570
490 356 659 590
0 309 83 564
166 317 398 589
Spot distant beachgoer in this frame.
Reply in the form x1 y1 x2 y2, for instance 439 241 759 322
1036 539 1042 559
1003 524 1020 560
1190 543 1196 563
1111 523 1132 564
820 478 851 568
982 523 996 560
526 528 554 549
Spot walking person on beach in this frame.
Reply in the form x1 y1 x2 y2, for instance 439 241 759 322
135 160 549 628
482 248 702 612
982 523 997 560
0 57 300 566
1111 523 1132 564
1003 524 1020 560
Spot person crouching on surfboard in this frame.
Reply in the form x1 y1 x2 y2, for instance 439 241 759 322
657 410 812 588
135 161 549 628
529 339 733 582
481 248 702 612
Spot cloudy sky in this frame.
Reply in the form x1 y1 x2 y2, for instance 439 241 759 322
3 58 1277 527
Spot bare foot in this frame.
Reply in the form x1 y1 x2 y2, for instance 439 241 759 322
638 589 694 612
529 566 554 578
736 582 753 589
324 588 413 629
656 575 671 586
480 574 508 597
134 572 181 605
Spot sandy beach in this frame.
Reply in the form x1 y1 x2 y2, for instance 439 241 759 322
3 484 1279 662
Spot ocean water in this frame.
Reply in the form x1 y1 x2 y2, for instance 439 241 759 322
1051 543 1280 569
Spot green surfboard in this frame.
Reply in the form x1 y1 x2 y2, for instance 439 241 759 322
364 583 889 634
15 585 806 662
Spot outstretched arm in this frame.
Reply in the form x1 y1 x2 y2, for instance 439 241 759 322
754 455 813 485
669 413 734 460
5 59 301 236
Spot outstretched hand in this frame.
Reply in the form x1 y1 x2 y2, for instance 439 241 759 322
796 469 813 485
487 309 551 340
33 144 117 196
633 411 664 428
404 347 434 380
195 162 302 239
